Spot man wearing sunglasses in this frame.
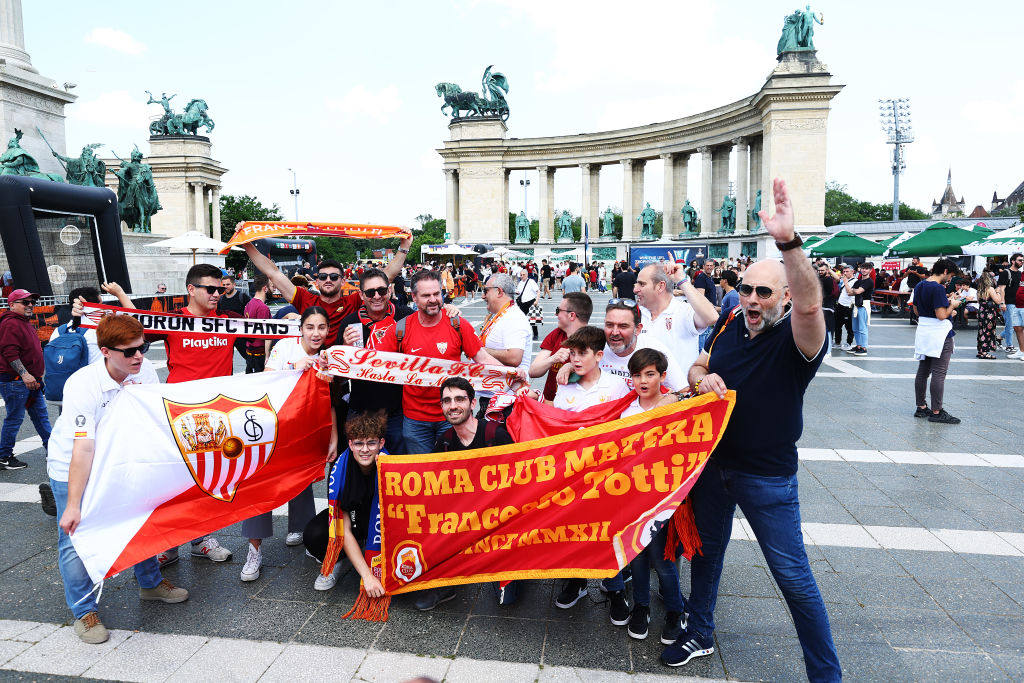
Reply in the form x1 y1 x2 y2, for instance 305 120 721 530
0 289 50 470
243 229 413 345
530 292 592 401
46 314 188 644
663 179 839 681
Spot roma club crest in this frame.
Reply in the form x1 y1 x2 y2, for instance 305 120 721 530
164 394 278 502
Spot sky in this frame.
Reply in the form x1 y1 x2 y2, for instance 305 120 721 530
23 0 1024 230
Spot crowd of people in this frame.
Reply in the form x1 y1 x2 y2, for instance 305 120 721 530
5 182 1021 680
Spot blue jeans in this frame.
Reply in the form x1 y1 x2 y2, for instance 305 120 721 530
51 478 163 618
698 328 713 354
630 525 685 613
0 379 51 458
852 307 869 348
402 416 451 455
1004 304 1018 347
687 460 841 682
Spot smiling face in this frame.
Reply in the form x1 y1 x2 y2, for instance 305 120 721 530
360 275 389 316
300 313 329 353
739 260 790 334
348 437 382 471
630 364 665 401
604 309 639 354
412 276 443 317
440 386 473 426
188 276 222 313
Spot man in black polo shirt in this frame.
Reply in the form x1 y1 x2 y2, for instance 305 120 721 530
661 179 840 681
613 263 636 299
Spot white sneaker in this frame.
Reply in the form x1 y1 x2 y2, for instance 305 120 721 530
285 532 303 547
313 559 345 591
841 342 852 351
240 543 262 582
191 536 232 562
1009 351 1024 359
157 547 179 568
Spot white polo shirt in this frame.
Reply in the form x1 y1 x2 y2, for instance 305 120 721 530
479 304 533 399
553 370 630 412
46 358 160 482
600 335 688 391
639 298 705 373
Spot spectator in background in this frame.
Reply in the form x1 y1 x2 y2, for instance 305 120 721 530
720 270 740 313
562 265 587 293
817 263 839 340
0 289 50 470
975 271 1002 359
243 274 272 373
612 263 636 299
843 262 875 356
998 253 1023 356
834 264 856 350
913 259 963 424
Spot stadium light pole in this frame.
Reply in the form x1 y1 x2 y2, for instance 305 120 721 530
520 175 530 217
288 168 300 221
878 98 914 221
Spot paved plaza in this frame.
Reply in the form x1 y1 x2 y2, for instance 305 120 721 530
1 292 1023 682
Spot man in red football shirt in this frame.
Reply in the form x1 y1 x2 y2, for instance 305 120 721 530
243 233 413 344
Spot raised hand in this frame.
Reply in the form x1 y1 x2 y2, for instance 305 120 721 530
758 178 795 244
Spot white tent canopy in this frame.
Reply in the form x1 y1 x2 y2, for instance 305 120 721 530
147 231 234 264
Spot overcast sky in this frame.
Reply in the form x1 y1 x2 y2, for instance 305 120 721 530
24 0 1023 229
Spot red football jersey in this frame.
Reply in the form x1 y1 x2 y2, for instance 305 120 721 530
291 288 361 344
401 313 483 422
163 308 235 383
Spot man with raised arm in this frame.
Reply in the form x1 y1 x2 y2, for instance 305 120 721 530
661 179 840 681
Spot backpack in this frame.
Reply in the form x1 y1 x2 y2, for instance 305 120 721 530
43 323 89 402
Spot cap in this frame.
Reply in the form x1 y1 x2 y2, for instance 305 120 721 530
6 289 38 303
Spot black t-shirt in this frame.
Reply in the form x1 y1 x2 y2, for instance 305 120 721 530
434 420 514 452
339 456 376 545
340 306 413 415
706 310 827 477
818 275 837 309
693 271 718 306
998 268 1022 302
854 277 874 307
913 280 955 340
613 270 636 297
217 290 250 316
541 264 552 280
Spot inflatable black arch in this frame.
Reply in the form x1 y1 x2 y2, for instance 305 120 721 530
0 176 131 295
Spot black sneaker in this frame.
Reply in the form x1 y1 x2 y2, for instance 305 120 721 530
913 407 931 418
928 409 961 425
598 567 632 593
661 611 685 644
609 590 630 626
0 456 27 470
627 605 651 639
554 578 588 609
39 482 57 516
853 346 868 356
413 586 457 611
661 627 715 667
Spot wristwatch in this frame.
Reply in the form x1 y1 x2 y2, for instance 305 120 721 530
775 233 804 252
398 247 410 255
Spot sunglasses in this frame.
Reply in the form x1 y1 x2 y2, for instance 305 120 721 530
193 285 226 295
109 341 151 357
607 298 638 308
317 273 342 281
362 286 388 298
554 307 575 316
737 284 776 299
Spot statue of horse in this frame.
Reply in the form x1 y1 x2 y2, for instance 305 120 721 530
169 99 215 135
435 83 485 119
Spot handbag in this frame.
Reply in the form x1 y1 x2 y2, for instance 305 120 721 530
529 302 543 324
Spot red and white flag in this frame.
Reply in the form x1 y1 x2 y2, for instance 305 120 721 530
71 370 332 583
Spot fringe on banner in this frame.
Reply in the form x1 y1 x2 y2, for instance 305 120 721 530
665 498 703 562
342 588 390 622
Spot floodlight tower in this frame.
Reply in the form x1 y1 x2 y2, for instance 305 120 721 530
878 98 914 221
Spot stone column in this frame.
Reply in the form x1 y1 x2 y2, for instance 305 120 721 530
190 183 203 234
580 163 600 240
711 146 731 232
503 169 510 242
538 166 554 242
444 169 459 242
699 147 713 235
735 138 749 233
632 160 646 239
0 0 34 72
211 187 221 240
749 137 763 211
661 154 677 237
621 160 634 240
674 154 689 229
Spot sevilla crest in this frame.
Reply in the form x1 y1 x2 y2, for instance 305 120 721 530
436 341 448 354
164 394 278 502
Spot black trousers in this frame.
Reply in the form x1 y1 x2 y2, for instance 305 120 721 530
834 304 854 344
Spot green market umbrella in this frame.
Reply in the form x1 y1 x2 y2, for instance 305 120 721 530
802 235 824 248
878 231 914 249
887 224 993 257
806 231 884 258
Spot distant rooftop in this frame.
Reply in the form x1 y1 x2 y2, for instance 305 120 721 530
832 217 1019 236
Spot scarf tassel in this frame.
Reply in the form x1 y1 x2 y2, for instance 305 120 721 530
664 498 703 562
342 589 391 622
320 503 344 578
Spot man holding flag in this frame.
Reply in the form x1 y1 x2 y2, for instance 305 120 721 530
48 315 189 645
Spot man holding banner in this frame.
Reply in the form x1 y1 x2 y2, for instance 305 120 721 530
663 179 841 681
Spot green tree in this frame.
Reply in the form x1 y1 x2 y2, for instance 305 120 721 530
410 217 447 264
219 194 283 271
825 181 930 226
991 202 1024 219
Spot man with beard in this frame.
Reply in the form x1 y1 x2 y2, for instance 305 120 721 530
529 292 591 402
661 179 840 681
817 263 839 339
633 265 718 375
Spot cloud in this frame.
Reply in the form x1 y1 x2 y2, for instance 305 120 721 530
84 27 146 55
69 91 152 129
327 86 401 123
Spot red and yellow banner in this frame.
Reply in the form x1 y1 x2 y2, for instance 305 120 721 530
377 392 735 594
220 221 412 254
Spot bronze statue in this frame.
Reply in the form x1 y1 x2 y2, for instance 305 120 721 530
751 190 763 231
436 66 510 121
112 147 162 233
637 202 657 238
718 195 737 233
556 210 573 241
681 199 698 233
601 207 615 237
37 129 105 187
0 129 63 182
147 91 214 136
778 5 822 54
514 211 530 243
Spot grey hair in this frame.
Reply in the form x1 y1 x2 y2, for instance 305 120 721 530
645 264 672 290
486 273 515 299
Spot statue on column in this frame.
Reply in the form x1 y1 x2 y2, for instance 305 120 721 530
556 210 573 241
778 6 822 54
112 147 162 233
147 90 215 136
680 200 698 233
718 195 736 233
601 207 615 237
0 129 64 182
750 190 763 232
38 129 106 187
514 211 530 243
637 202 657 239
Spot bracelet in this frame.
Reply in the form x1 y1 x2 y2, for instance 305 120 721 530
398 247 410 255
693 378 703 394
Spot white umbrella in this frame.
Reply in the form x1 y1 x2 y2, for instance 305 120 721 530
480 246 531 260
147 231 231 264
961 235 1024 256
989 223 1024 239
424 243 477 256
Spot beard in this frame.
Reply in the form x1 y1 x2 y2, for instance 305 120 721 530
744 297 786 332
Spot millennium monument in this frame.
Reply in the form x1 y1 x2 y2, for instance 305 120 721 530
437 9 842 260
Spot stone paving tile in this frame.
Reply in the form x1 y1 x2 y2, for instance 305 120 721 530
455 614 546 663
843 573 938 610
373 608 465 657
1 626 131 676
82 631 207 682
714 632 807 682
541 616 633 671
712 596 794 635
864 606 978 652
0 640 32 667
962 553 1024 584
444 657 540 682
258 642 365 682
168 635 285 682
863 524 947 551
536 666 633 682
893 649 1010 682
350 650 450 682
918 576 1024 616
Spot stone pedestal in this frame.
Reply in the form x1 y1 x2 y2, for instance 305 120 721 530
121 232 225 295
444 117 508 244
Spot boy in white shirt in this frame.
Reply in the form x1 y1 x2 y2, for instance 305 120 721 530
551 326 630 411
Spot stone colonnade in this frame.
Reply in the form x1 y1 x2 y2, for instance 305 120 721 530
438 52 842 248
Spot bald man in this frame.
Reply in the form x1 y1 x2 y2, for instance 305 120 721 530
661 179 840 681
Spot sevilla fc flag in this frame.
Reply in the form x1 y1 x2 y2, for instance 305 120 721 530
71 370 332 583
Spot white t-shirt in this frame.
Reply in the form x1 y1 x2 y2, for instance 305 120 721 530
620 396 644 418
48 323 102 365
639 298 705 374
553 370 630 412
479 304 533 398
516 277 539 305
600 336 688 391
266 337 317 371
47 358 160 481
